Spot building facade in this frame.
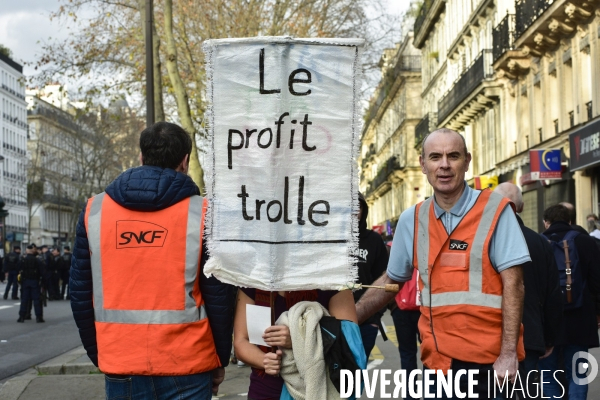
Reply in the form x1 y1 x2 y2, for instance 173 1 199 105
0 52 29 252
411 0 600 232
359 31 428 230
26 86 121 247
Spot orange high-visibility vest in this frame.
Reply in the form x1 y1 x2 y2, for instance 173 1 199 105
84 192 220 375
413 190 525 372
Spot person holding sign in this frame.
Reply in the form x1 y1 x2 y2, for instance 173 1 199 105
356 128 531 398
233 289 356 399
70 122 235 399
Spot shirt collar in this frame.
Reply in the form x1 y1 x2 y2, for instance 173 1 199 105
433 182 473 219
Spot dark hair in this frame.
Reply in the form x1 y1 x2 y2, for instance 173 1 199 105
13 246 20 250
40 245 48 249
139 122 192 169
63 246 70 251
26 245 34 250
543 204 570 225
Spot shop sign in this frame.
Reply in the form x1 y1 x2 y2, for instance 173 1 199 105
529 149 562 179
570 120 600 171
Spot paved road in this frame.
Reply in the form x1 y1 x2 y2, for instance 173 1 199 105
0 280 81 383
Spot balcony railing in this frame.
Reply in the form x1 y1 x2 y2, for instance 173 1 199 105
437 50 494 124
515 0 554 40
364 55 421 125
415 112 437 147
365 155 401 197
493 14 516 62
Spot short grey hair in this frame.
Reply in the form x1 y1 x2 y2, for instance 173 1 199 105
420 128 468 158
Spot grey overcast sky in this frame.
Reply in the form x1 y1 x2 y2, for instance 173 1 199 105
1 0 410 78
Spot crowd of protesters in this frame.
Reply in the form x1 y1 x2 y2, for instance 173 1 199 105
58 122 600 400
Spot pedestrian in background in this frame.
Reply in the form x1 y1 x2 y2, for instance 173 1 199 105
70 122 234 399
356 128 530 399
3 245 21 300
50 247 63 299
538 204 600 400
495 183 563 399
60 246 72 300
587 214 600 240
17 245 44 323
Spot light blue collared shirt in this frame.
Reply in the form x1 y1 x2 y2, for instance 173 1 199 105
387 183 531 282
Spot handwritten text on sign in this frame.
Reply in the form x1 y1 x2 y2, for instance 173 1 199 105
204 38 362 290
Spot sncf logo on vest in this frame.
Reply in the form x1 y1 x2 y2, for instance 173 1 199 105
116 220 168 249
449 239 469 251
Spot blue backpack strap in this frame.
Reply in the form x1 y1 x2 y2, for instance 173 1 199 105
341 321 367 369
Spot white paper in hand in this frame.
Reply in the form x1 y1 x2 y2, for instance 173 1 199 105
246 304 272 347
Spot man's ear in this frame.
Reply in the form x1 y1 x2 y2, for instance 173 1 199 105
465 152 472 171
177 154 190 174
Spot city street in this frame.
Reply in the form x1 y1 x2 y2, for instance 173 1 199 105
3 279 600 399
0 281 80 383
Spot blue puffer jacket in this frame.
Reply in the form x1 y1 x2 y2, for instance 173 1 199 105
70 166 235 369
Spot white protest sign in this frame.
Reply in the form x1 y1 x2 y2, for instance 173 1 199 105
203 37 363 291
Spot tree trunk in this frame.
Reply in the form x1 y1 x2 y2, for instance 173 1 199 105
138 0 165 123
152 15 165 122
163 0 204 192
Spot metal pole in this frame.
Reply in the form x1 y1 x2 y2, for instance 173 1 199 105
145 0 155 127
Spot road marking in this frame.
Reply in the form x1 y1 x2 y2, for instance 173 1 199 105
0 305 14 310
367 359 384 370
368 345 385 370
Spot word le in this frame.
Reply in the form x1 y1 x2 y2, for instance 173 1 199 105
228 48 330 227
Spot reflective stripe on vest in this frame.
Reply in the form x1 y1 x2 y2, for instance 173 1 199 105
416 192 504 308
87 192 207 324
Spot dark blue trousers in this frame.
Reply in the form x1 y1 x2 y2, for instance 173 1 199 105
19 279 42 318
391 307 421 400
4 271 19 298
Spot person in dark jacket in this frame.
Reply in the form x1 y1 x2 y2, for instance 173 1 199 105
353 192 389 358
17 245 45 323
3 246 21 300
40 244 57 301
50 247 63 299
496 183 563 399
70 122 235 399
60 246 72 300
538 204 600 400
